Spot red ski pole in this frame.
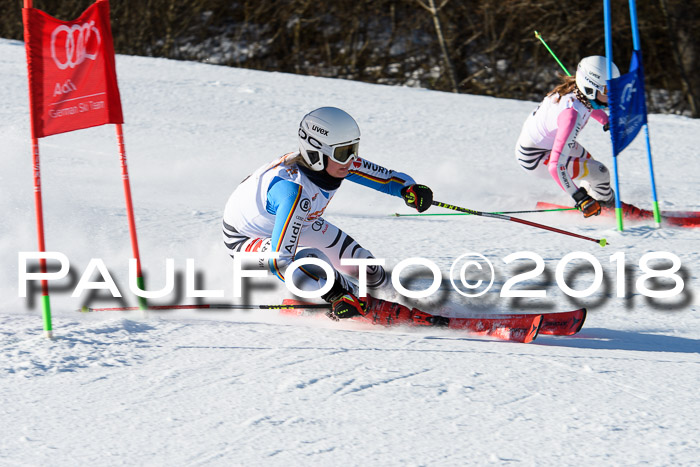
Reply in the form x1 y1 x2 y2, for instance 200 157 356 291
432 201 608 247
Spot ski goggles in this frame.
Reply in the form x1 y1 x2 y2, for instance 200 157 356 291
590 86 609 109
329 141 359 164
299 127 360 164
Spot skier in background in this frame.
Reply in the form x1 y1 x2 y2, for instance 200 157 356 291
223 106 438 324
514 55 648 219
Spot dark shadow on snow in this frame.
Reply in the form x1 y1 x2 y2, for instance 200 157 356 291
535 328 700 354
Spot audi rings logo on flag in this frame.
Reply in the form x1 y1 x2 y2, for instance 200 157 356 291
50 21 102 70
23 0 124 137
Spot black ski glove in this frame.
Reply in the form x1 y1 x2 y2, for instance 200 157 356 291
401 184 433 213
326 293 366 321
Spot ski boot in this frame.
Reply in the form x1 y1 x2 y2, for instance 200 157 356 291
600 197 653 220
321 280 448 327
361 295 449 327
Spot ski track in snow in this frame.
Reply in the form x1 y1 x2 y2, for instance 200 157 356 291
1 38 699 464
2 313 698 465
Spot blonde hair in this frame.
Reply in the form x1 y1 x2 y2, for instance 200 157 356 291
283 152 313 170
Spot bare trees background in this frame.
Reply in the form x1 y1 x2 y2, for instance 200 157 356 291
2 0 698 116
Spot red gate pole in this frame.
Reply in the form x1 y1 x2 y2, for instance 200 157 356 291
31 133 53 337
24 0 53 338
116 123 147 310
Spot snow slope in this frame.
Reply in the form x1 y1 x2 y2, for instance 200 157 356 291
1 38 699 465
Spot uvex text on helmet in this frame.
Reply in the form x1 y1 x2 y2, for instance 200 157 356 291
298 107 361 171
575 55 620 100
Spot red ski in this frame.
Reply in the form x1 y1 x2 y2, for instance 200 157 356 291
447 314 541 343
541 308 586 335
280 298 583 344
441 308 586 337
536 201 700 227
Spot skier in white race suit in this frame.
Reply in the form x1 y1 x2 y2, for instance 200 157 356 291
514 55 648 219
223 107 435 321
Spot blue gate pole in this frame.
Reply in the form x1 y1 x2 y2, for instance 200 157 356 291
604 0 624 231
629 0 662 227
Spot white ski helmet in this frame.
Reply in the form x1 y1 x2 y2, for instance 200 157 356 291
576 56 620 101
298 107 360 171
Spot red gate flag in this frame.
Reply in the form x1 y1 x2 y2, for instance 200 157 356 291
23 0 123 138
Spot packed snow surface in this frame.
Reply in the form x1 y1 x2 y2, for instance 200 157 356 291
1 38 698 465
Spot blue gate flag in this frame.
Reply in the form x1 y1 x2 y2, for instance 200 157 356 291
607 50 648 157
